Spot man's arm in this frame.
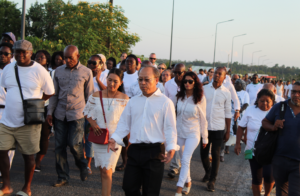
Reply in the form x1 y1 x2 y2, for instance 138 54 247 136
42 93 54 101
47 72 59 126
84 70 95 102
224 91 232 142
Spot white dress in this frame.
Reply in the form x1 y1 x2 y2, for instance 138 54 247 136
83 95 129 172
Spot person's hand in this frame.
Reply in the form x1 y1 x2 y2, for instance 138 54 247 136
223 131 230 143
234 143 241 155
202 144 208 149
273 119 285 131
91 122 102 136
46 115 53 126
96 66 102 80
161 149 175 163
107 139 118 153
234 111 240 121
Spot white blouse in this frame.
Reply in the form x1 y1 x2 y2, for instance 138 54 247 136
83 95 129 138
176 95 208 143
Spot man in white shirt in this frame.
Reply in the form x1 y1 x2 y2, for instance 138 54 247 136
149 53 157 68
262 83 285 103
116 52 127 68
284 81 290 98
198 69 206 82
201 67 231 192
164 63 185 177
108 65 177 196
286 79 295 99
0 40 55 196
246 74 263 105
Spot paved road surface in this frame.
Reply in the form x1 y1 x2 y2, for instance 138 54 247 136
7 138 275 196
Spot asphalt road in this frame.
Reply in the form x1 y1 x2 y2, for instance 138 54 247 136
7 138 275 196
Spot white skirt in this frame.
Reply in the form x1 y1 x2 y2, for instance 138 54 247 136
92 142 122 173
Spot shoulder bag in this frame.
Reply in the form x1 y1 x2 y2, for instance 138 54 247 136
254 101 286 165
88 91 109 145
14 64 45 125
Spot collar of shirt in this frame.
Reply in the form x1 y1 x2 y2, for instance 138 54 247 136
138 88 162 98
65 61 81 70
208 82 224 90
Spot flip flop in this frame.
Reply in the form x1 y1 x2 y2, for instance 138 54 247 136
0 189 12 196
182 184 191 195
15 191 31 196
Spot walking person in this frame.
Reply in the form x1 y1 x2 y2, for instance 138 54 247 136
92 54 108 92
235 89 276 196
174 72 208 196
149 53 157 68
50 51 64 72
0 40 55 196
46 45 94 187
246 74 263 105
202 68 214 85
286 79 295 99
160 69 172 87
108 65 177 196
262 81 300 195
200 67 232 192
157 63 167 75
0 32 16 63
106 57 116 70
197 69 206 82
83 68 129 196
284 81 290 99
116 52 127 68
276 80 284 98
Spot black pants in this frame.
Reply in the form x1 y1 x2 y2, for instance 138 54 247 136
272 156 300 196
122 143 165 196
249 156 274 185
200 130 224 183
38 106 51 155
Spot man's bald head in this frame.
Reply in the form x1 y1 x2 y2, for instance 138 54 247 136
141 60 152 67
263 83 276 94
64 45 80 68
174 63 185 70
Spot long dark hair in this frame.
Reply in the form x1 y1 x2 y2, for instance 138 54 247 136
107 57 117 68
107 68 125 93
254 89 275 108
176 72 204 104
51 51 64 67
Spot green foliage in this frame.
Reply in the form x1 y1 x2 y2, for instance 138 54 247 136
26 36 65 54
0 0 21 38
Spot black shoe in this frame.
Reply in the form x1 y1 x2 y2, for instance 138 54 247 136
53 179 68 187
0 176 2 184
34 166 41 172
80 168 88 181
168 168 179 178
207 181 215 192
202 173 210 183
220 156 225 162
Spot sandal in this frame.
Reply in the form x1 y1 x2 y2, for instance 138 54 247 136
175 193 182 196
115 164 125 171
87 167 92 175
15 191 31 196
182 184 191 195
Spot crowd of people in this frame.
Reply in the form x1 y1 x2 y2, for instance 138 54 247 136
0 32 299 196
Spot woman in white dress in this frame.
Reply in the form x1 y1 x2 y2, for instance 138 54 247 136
83 68 129 196
175 72 208 196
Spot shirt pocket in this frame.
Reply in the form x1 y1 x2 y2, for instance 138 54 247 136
58 77 70 88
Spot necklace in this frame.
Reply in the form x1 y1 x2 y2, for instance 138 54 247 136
107 90 118 110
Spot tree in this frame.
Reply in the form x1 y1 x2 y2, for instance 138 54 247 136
0 0 21 38
26 36 65 55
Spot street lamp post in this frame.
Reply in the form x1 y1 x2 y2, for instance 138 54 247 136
258 55 267 65
212 19 234 69
230 33 246 69
251 50 262 66
241 42 254 64
21 0 26 39
168 0 175 68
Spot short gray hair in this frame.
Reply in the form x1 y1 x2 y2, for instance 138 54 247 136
138 65 160 78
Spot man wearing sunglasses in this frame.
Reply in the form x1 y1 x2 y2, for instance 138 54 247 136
1 33 16 63
165 63 185 178
149 53 157 68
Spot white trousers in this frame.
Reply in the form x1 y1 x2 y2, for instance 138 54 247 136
0 150 15 176
176 137 200 188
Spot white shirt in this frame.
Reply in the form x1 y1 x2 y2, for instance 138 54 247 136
287 84 293 97
0 62 55 127
204 83 232 131
176 95 208 143
164 78 180 106
128 81 165 97
10 57 16 64
276 84 283 96
222 76 241 111
0 69 6 119
111 89 177 152
246 83 263 105
239 106 270 153
116 62 121 69
153 63 157 68
123 71 138 96
275 94 285 103
93 69 109 92
197 74 206 83
231 90 250 115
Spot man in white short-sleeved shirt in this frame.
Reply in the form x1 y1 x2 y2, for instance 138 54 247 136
246 74 263 105
0 40 55 196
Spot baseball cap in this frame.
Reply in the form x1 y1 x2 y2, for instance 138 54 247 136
13 40 33 51
2 32 16 43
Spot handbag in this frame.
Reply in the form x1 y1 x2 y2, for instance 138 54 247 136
254 101 286 165
14 64 45 125
88 91 109 145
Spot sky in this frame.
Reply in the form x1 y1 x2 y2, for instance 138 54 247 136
14 0 300 67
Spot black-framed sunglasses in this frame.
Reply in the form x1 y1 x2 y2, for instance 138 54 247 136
158 67 165 70
173 71 184 75
87 60 97 66
0 52 12 56
183 79 194 84
149 58 156 60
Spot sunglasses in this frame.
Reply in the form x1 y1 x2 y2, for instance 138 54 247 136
138 78 156 83
149 58 156 60
183 79 194 84
158 67 165 70
173 71 184 75
291 90 300 94
210 71 214 73
0 52 12 56
87 60 97 66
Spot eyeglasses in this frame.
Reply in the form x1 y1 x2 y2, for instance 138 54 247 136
87 60 97 66
291 90 300 95
0 52 12 56
138 78 156 83
173 71 184 75
149 58 156 60
158 67 165 70
183 79 194 84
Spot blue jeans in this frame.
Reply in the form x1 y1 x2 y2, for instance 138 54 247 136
84 120 93 158
54 117 87 181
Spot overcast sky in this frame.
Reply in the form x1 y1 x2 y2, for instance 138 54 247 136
15 0 300 67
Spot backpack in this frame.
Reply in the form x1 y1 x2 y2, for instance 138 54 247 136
254 101 286 165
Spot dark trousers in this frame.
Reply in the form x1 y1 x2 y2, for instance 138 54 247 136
272 156 300 196
38 106 51 155
54 117 87 181
200 130 224 183
122 143 165 196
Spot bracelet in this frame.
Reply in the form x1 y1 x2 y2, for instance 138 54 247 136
235 110 240 113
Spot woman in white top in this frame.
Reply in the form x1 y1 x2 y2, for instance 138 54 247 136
276 80 284 97
235 89 275 196
83 68 129 196
175 72 208 196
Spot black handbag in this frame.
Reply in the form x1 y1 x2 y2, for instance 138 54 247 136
14 64 45 125
254 101 286 165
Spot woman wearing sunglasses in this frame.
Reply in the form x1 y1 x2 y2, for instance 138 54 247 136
175 72 208 196
202 68 214 85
